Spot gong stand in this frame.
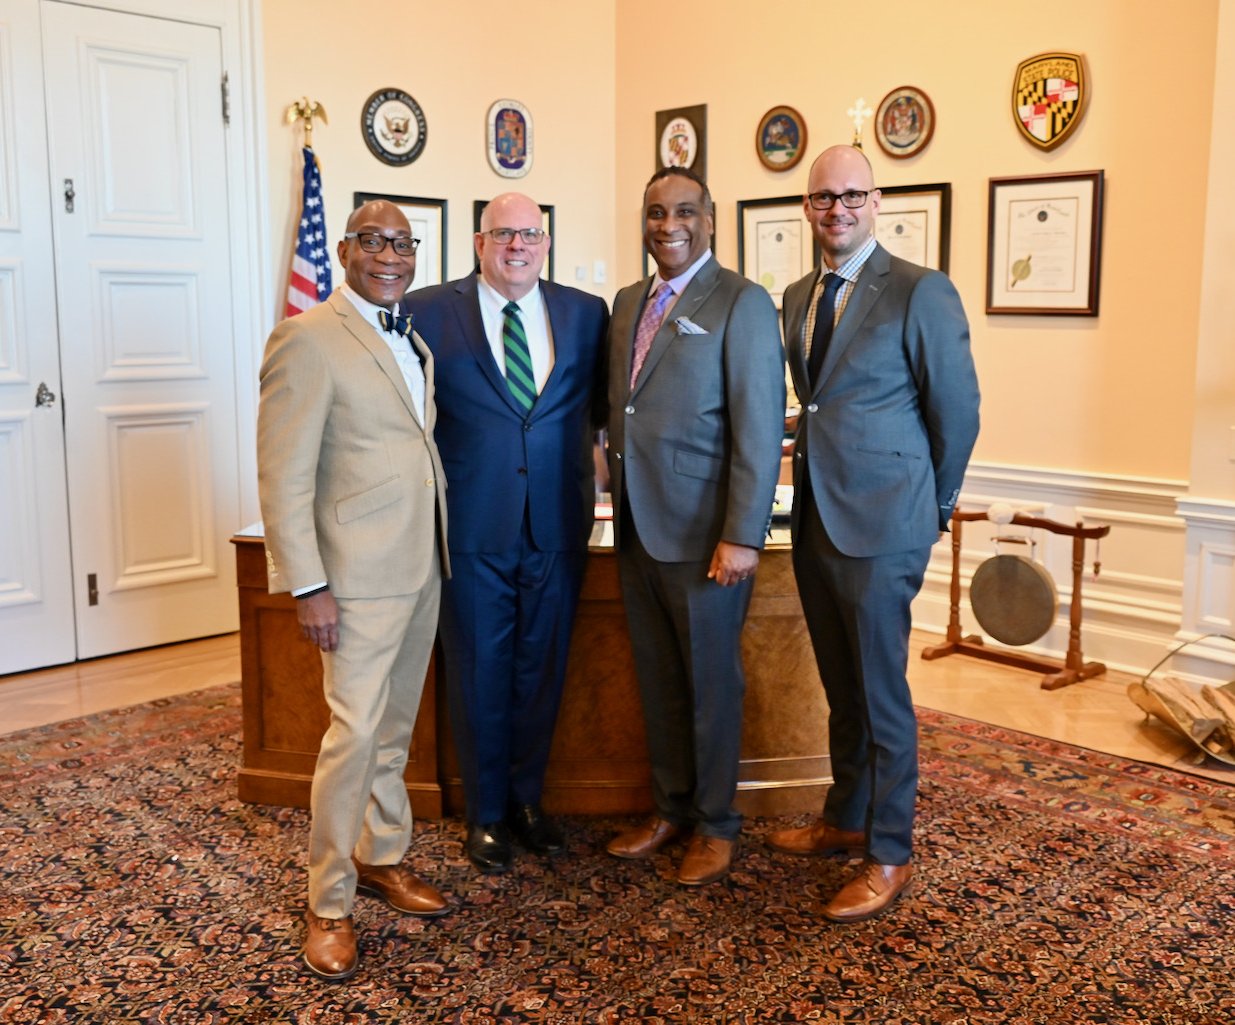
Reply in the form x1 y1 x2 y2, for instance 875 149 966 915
921 509 1111 690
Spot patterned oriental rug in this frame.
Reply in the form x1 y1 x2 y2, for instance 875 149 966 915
1 686 1233 1025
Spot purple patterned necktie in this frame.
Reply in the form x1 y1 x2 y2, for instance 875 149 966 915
629 282 674 388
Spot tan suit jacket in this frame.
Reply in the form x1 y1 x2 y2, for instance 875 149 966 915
258 290 448 597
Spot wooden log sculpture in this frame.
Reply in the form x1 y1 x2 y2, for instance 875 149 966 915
921 508 1110 690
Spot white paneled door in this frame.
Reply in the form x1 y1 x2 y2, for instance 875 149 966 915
0 0 75 674
0 0 239 673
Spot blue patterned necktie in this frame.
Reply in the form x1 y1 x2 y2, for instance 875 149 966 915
807 273 843 386
502 301 536 412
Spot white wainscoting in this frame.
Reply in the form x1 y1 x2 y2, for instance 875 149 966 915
909 462 1230 683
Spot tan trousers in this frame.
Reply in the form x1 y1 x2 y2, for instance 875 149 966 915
307 567 440 918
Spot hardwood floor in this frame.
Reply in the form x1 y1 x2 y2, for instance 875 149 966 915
2 629 1232 785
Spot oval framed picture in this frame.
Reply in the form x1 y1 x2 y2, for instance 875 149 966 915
659 113 700 170
755 105 807 171
486 99 533 178
874 86 935 160
361 87 427 166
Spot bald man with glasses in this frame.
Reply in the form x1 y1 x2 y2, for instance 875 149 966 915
768 145 979 923
401 192 608 875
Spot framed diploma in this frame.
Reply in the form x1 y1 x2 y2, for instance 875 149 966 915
736 196 814 308
875 183 951 272
353 192 446 290
986 170 1104 315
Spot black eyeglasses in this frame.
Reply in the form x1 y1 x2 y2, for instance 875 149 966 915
344 232 420 256
481 227 547 245
805 190 871 211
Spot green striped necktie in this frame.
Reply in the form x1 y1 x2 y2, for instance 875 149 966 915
502 301 536 412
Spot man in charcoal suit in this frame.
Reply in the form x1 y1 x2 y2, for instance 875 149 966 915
259 200 451 981
767 145 980 922
604 166 785 886
401 192 608 874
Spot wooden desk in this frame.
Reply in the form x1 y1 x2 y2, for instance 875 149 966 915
232 536 829 818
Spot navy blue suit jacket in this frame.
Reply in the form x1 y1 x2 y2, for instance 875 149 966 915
401 273 608 554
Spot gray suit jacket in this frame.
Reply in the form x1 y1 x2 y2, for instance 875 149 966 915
607 257 785 562
257 291 449 597
783 243 980 557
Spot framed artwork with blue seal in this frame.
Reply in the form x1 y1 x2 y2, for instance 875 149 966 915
486 99 533 178
361 88 427 166
755 106 807 172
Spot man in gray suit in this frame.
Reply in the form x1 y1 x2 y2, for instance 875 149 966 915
767 145 980 922
605 167 785 886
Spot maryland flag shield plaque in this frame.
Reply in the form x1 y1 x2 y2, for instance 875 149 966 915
1013 52 1087 150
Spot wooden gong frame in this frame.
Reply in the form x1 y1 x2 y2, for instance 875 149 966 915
921 509 1111 690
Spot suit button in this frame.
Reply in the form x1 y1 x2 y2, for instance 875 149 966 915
806 403 819 413
523 422 532 431
425 478 435 486
624 405 635 415
517 467 527 475
616 452 623 460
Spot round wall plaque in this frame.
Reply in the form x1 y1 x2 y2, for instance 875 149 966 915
361 88 427 166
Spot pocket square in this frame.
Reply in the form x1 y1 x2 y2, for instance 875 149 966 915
674 316 708 335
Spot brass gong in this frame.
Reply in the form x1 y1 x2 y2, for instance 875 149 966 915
969 537 1057 646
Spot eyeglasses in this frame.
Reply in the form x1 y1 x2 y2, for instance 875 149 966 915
344 232 420 256
805 190 871 211
481 227 547 245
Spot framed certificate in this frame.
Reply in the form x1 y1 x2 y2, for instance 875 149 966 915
986 171 1104 315
736 196 814 308
875 183 951 272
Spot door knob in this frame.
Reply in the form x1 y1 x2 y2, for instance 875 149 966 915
35 382 56 407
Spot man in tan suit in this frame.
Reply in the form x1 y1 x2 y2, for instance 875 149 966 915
258 200 451 981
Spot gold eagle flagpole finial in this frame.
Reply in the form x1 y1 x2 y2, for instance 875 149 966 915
286 97 328 149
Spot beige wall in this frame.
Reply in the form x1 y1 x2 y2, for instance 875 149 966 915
262 0 617 307
263 0 1221 484
614 0 1218 481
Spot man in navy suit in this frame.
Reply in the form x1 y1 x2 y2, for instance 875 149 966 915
402 192 608 873
768 145 980 922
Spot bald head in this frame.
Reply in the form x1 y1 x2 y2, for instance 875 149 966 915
475 192 550 300
345 199 409 236
803 145 881 269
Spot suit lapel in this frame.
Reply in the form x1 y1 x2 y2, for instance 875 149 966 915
631 257 721 397
813 244 890 394
534 282 572 408
783 277 812 402
450 275 518 411
330 293 421 425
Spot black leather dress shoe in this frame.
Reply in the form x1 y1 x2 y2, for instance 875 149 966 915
508 804 565 855
466 822 513 874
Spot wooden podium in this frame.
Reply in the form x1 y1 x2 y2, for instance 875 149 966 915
232 534 831 819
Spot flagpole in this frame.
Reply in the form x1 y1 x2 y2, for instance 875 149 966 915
283 99 332 319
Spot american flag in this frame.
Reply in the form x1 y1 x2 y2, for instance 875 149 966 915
284 147 332 318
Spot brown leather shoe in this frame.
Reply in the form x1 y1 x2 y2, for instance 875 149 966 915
353 858 451 918
822 860 914 923
303 912 357 981
766 820 865 856
677 835 735 886
606 817 684 859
